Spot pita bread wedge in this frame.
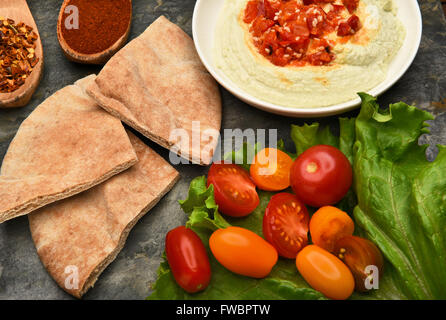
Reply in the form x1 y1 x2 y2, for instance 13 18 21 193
29 132 180 298
0 75 138 224
87 16 221 166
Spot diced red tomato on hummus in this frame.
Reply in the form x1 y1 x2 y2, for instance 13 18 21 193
337 14 361 36
243 0 362 67
342 0 359 13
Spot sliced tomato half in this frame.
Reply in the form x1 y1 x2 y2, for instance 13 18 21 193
207 163 260 217
250 148 294 191
334 235 384 292
263 193 310 258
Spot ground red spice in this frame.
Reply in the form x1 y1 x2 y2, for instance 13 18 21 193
61 0 131 54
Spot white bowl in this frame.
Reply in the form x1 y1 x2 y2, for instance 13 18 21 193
192 0 422 117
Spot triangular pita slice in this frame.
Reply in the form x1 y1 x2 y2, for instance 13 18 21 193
0 75 137 223
87 16 221 166
29 132 180 298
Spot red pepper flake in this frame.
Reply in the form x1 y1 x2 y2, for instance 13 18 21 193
0 17 39 93
243 0 362 67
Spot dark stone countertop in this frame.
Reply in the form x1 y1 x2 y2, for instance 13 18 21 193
0 0 445 300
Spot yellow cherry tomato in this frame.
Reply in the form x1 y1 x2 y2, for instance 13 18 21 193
310 206 355 253
296 245 355 300
209 226 278 278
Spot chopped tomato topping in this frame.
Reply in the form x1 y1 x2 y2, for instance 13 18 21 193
342 0 359 13
251 16 275 37
303 0 336 5
326 4 346 22
244 0 261 24
348 14 361 32
307 50 333 66
337 22 352 36
271 47 291 66
264 0 281 20
243 0 363 67
306 5 327 37
337 14 361 36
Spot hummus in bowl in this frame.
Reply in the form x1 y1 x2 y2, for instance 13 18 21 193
213 0 405 110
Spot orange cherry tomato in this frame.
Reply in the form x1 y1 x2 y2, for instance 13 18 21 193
310 206 354 252
250 148 294 191
334 235 384 292
296 245 355 300
209 226 278 278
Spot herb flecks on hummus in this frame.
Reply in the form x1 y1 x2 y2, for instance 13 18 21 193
214 0 405 109
243 0 362 67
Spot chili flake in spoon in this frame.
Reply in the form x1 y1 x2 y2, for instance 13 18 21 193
0 17 39 93
243 0 361 67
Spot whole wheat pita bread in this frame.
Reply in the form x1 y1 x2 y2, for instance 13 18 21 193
87 16 221 166
0 75 138 224
29 132 179 298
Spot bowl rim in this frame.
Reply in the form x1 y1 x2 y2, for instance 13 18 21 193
192 0 423 117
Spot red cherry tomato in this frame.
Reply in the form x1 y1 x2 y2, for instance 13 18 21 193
207 163 260 217
165 226 211 293
334 235 384 292
290 145 352 207
263 193 310 258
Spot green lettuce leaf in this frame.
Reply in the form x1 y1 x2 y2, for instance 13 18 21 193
148 93 446 300
290 118 355 161
352 93 446 299
179 176 230 231
291 123 338 156
224 142 261 171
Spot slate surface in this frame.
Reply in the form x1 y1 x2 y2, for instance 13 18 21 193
0 0 445 300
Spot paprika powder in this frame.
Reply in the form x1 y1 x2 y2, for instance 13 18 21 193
61 0 132 55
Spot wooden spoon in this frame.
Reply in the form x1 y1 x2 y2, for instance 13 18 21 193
57 0 132 65
0 0 43 108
